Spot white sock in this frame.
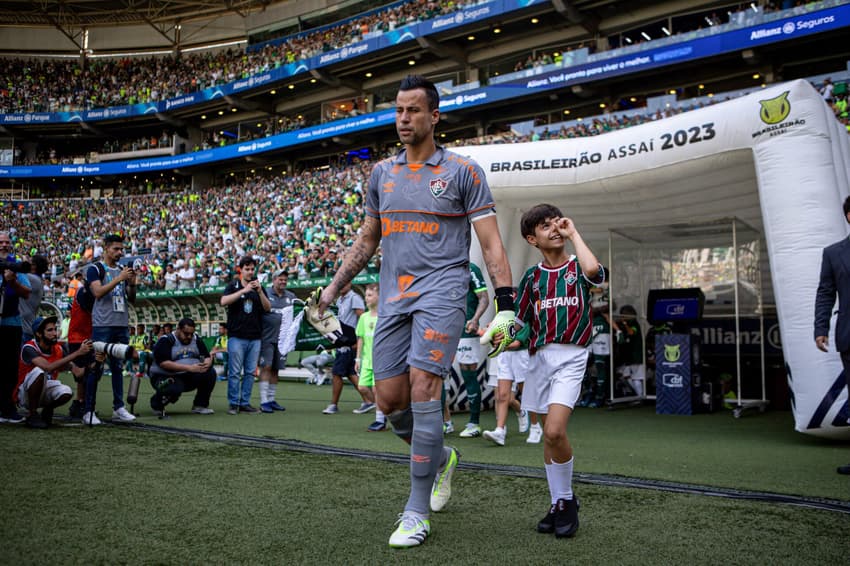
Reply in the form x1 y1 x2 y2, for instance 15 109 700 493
376 409 386 423
550 457 574 502
258 381 269 404
268 382 277 401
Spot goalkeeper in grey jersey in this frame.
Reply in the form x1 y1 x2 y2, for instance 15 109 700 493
318 75 514 549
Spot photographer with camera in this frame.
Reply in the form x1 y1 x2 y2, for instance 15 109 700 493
16 316 92 428
0 231 32 424
220 255 270 414
148 318 216 416
87 234 138 423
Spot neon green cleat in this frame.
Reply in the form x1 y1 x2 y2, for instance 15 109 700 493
388 512 431 548
430 446 459 512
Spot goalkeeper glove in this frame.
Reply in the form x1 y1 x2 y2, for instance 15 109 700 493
304 287 344 344
479 286 517 358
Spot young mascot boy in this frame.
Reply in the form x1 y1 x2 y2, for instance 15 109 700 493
497 203 605 538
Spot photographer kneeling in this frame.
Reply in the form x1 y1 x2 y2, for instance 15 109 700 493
149 318 216 416
17 316 92 429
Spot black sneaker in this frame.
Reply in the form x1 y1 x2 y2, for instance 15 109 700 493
537 504 557 533
41 406 54 426
68 400 84 419
240 404 260 414
227 405 239 415
367 420 387 432
25 413 48 429
554 496 580 538
0 411 25 424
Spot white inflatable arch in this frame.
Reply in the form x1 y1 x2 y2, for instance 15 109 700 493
461 79 850 439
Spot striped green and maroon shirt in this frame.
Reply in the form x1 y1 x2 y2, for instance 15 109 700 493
515 257 606 353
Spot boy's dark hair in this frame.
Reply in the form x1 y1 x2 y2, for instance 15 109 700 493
238 255 255 268
520 204 564 239
103 234 124 245
843 195 850 217
399 75 440 111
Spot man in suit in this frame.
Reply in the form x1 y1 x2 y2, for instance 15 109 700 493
814 195 850 475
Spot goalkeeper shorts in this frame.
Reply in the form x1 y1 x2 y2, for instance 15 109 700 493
372 305 465 381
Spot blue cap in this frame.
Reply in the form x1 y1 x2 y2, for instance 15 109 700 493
32 315 58 334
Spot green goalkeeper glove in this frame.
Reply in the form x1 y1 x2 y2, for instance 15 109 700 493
479 310 517 358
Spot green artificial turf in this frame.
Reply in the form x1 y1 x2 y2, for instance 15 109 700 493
1 426 845 565
87 375 850 501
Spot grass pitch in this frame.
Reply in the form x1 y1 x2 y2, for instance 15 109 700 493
1 375 847 564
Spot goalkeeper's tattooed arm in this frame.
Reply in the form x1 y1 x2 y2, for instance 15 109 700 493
473 215 515 357
473 215 513 290
319 216 381 313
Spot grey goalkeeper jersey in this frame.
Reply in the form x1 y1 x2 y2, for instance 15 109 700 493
365 146 496 316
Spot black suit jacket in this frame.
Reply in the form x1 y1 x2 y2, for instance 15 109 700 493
815 238 850 353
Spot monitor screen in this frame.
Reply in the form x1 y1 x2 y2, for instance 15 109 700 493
647 288 705 323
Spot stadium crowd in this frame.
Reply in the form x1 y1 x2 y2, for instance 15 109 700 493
3 160 377 296
0 0 483 114
12 67 849 166
5 69 850 296
0 0 817 116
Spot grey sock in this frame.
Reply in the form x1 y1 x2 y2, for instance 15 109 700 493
405 400 443 515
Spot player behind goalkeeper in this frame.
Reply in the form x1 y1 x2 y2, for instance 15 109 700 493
514 204 606 539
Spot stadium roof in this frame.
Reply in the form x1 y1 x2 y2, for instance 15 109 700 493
0 0 281 27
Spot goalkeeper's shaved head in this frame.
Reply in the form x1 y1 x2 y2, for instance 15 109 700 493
520 203 564 239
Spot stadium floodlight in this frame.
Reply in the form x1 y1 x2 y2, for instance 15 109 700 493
662 27 671 36
641 32 651 41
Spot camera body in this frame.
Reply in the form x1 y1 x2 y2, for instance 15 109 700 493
93 341 135 360
0 260 31 274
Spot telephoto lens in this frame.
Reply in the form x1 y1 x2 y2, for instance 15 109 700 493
92 342 136 361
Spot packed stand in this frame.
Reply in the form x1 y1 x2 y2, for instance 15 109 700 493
0 0 481 114
3 160 379 303
6 73 849 301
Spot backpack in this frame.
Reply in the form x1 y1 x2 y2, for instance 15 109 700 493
75 262 106 313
